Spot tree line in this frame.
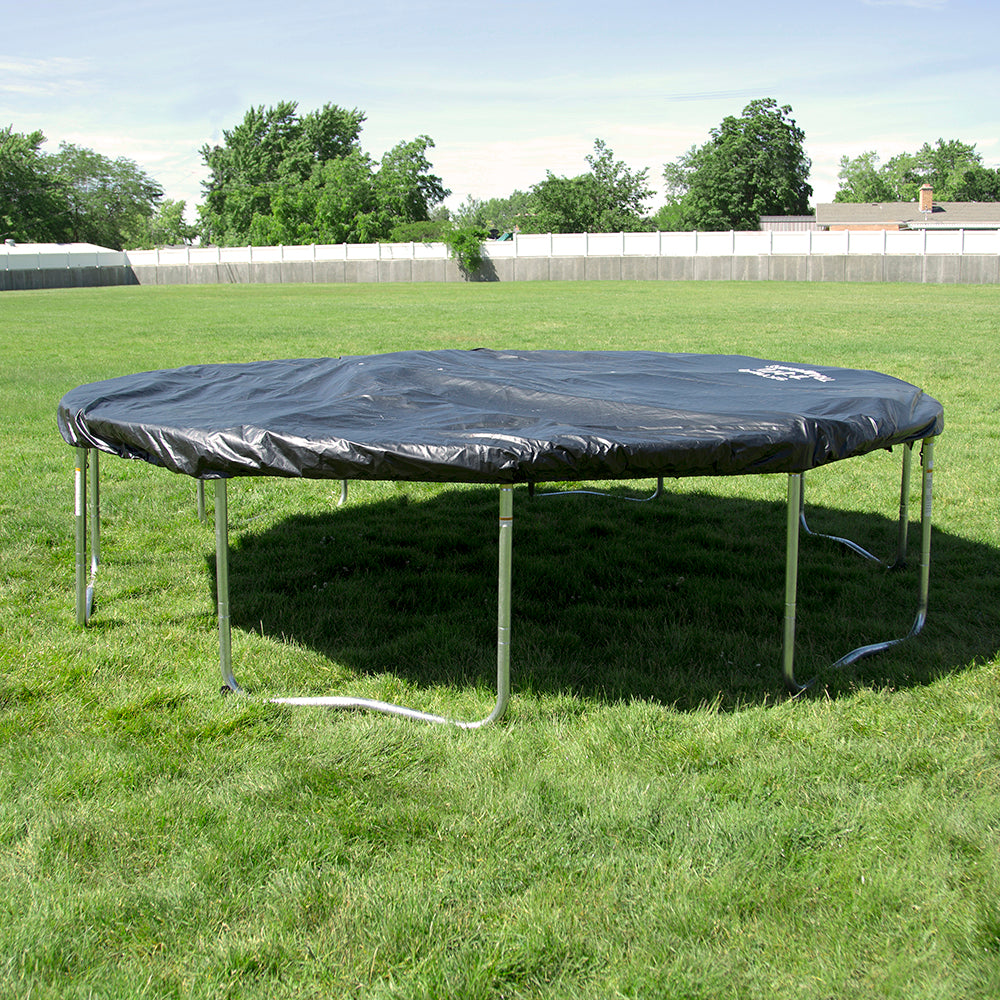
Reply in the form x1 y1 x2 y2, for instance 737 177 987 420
4 97 1000 250
0 126 195 250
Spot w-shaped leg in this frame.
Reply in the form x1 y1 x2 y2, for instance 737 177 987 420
781 438 935 690
216 481 513 727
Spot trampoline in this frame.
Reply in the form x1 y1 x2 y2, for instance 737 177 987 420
58 349 944 725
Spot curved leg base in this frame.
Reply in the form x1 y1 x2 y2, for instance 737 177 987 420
215 482 513 728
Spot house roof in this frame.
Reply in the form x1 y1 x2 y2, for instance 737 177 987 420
816 201 1000 230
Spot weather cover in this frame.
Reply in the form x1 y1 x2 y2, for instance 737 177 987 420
58 350 943 483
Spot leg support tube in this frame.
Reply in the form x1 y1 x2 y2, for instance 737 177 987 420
782 473 804 692
74 448 89 626
216 480 242 694
893 442 913 567
798 443 915 566
829 437 934 669
87 450 100 618
532 477 664 503
216 483 514 726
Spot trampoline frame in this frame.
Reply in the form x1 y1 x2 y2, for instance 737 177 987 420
72 436 934 721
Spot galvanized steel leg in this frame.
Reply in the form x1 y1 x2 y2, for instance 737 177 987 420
216 480 242 695
87 451 100 618
892 443 913 567
798 472 880 562
532 476 664 502
338 480 349 506
830 437 934 669
74 448 89 626
799 443 914 566
782 473 805 692
219 484 514 726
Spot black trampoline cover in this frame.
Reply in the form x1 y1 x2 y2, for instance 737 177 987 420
57 350 943 483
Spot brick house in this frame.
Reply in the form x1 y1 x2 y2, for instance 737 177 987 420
814 184 1000 231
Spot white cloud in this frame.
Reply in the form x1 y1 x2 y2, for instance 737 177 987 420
0 55 92 96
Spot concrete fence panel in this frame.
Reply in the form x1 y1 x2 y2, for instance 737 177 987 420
5 230 1000 289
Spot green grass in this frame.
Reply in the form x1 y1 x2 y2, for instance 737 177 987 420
1 281 999 998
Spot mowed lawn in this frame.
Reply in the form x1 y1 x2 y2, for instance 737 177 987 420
1 280 998 999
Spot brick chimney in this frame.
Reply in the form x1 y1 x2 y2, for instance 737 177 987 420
919 184 933 212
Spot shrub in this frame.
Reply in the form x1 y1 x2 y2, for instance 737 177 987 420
443 226 488 274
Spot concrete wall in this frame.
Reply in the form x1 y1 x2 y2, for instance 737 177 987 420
4 254 1000 290
0 265 137 291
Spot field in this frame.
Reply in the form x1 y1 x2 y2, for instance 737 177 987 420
2 280 999 998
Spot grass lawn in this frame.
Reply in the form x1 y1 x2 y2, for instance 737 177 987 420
1 280 999 998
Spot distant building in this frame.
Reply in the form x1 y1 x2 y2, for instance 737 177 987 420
814 185 1000 232
759 216 818 231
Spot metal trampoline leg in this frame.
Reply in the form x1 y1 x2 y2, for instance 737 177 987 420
74 448 89 626
799 471 881 563
219 483 513 726
215 480 242 694
893 443 913 567
782 473 806 692
830 437 934 669
915 439 934 629
478 484 514 728
197 480 207 523
88 451 100 618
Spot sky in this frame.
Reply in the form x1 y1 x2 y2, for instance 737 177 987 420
3 0 998 224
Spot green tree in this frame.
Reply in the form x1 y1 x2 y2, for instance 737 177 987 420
664 99 812 230
198 103 448 245
584 139 654 231
450 190 535 233
374 136 449 231
388 219 453 242
834 139 998 203
832 151 898 203
198 101 366 245
311 150 381 243
912 139 981 198
48 143 164 249
130 199 198 248
528 139 652 233
528 173 600 233
950 165 1000 201
0 126 72 242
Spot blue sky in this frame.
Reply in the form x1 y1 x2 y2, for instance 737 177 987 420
3 0 997 222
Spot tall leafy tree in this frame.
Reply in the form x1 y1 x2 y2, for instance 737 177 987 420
832 151 899 203
374 136 449 228
0 126 72 242
528 139 652 233
451 190 535 232
147 199 198 246
663 99 812 230
198 102 447 245
912 139 981 196
584 139 654 231
950 165 1000 201
48 143 164 249
835 139 1000 202
199 101 366 244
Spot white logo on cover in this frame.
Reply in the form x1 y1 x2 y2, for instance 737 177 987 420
739 364 834 383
